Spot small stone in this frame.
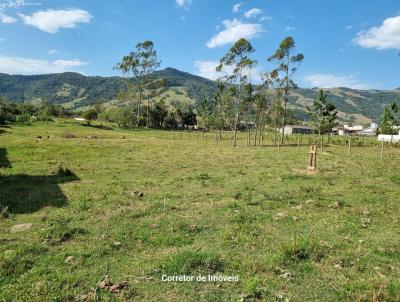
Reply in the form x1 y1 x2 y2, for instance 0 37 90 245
150 224 159 229
65 256 74 263
11 223 32 233
131 191 144 198
358 239 364 244
329 202 340 209
361 217 371 228
320 240 333 248
273 212 287 221
334 264 342 269
362 209 370 216
75 294 87 301
109 281 128 293
98 276 112 289
291 205 303 210
275 292 285 300
305 199 313 204
279 272 292 278
113 241 121 247
292 216 298 221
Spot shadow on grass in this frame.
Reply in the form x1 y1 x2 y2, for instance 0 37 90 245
0 148 11 168
0 148 80 214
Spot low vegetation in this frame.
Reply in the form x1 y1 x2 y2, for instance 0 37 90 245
1 121 400 301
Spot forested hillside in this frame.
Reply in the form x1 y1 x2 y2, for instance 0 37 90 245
1 68 399 122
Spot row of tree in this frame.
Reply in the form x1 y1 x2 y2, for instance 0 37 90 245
112 37 337 147
0 99 74 124
97 101 197 129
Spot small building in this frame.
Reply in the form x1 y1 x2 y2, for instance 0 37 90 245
280 125 315 135
378 134 400 143
344 124 363 131
74 117 86 124
334 123 375 136
357 128 376 136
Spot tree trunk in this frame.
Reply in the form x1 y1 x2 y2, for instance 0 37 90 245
233 113 239 147
146 99 150 128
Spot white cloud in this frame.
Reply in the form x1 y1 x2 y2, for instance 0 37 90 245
48 49 58 55
0 0 41 9
176 0 191 9
303 73 369 89
206 19 263 48
345 25 353 30
18 9 92 33
194 60 261 82
285 26 295 31
259 16 272 22
353 16 400 50
244 8 262 19
0 38 5 42
0 55 87 74
194 61 222 80
232 2 243 13
0 12 16 23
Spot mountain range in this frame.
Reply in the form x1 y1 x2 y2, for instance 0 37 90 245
1 67 399 124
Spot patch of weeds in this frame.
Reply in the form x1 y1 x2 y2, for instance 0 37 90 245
389 175 400 184
131 222 195 248
77 194 91 211
0 245 47 277
197 173 212 181
280 239 325 264
389 281 400 301
177 222 204 235
234 192 242 200
299 185 322 199
282 174 310 181
0 206 10 219
157 251 224 275
243 277 262 299
41 217 86 245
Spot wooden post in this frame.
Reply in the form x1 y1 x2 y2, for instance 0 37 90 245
381 141 384 159
320 137 323 152
308 145 317 171
347 139 351 156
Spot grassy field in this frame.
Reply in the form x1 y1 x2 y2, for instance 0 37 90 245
1 121 400 301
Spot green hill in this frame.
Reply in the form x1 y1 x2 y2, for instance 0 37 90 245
1 68 399 123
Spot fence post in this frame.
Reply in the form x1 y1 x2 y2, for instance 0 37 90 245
347 139 351 156
308 145 317 171
381 141 384 159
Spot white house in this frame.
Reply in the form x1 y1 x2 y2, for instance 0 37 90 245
280 125 315 135
378 130 400 142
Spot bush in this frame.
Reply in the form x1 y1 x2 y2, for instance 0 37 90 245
15 113 31 124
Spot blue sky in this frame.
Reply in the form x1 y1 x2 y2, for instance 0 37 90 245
0 0 400 89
